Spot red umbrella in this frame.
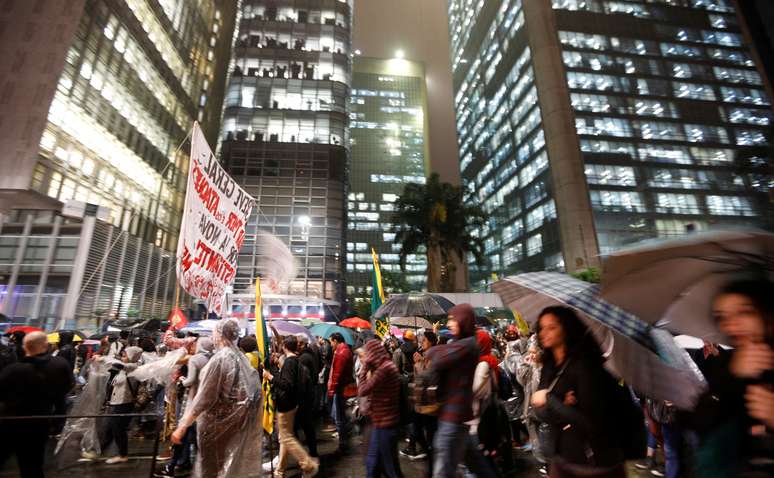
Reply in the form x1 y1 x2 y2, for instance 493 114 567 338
339 317 371 329
5 325 43 335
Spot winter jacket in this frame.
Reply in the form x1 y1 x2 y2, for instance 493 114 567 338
273 354 301 413
358 340 401 428
392 341 417 377
327 342 354 397
423 303 479 424
0 352 74 418
535 355 624 468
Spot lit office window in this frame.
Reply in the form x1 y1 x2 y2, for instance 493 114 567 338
526 234 543 256
576 117 632 137
708 48 754 66
655 193 701 214
673 82 717 101
713 67 762 85
660 43 703 58
585 165 636 186
706 195 756 216
720 86 770 105
724 107 771 125
735 129 767 146
590 190 646 212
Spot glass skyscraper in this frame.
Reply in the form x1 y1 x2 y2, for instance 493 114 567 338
447 0 772 286
0 0 236 323
219 0 352 305
347 56 429 298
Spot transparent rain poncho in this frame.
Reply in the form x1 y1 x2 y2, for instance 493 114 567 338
179 319 263 478
54 358 111 466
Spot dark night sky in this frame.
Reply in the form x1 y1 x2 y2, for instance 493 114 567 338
353 0 462 185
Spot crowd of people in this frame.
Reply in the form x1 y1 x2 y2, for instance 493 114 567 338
0 277 772 478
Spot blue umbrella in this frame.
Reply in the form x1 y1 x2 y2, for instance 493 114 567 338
492 272 706 409
309 323 354 346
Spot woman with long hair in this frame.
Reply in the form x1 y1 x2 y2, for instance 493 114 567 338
531 306 626 478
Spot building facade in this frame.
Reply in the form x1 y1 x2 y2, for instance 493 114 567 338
346 56 430 298
219 0 353 306
447 0 773 286
0 0 237 321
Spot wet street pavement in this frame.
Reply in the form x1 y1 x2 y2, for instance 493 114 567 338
0 420 545 477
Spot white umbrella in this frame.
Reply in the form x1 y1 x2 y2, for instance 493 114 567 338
601 230 774 341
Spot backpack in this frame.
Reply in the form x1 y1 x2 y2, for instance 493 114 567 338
498 368 525 422
477 372 512 454
297 360 313 408
610 381 647 460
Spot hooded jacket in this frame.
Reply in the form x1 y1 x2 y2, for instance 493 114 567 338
183 337 214 400
358 339 401 428
108 346 142 405
424 303 479 424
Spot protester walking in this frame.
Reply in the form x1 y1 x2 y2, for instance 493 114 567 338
93 345 143 465
359 339 403 478
403 331 438 465
0 331 74 478
421 303 496 478
328 332 354 453
172 319 263 478
531 306 626 478
263 335 319 478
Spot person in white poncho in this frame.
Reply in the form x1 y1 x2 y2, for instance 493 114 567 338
172 319 262 478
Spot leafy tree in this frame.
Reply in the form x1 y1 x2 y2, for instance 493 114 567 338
381 270 412 294
571 267 601 284
393 173 487 292
352 298 372 320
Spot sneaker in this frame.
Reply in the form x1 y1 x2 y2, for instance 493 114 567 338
80 450 99 461
105 456 129 465
302 458 320 478
538 465 548 475
399 446 427 461
331 431 339 439
635 458 655 470
153 465 175 478
262 456 280 473
651 466 665 477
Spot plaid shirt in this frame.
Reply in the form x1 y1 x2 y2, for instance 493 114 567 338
425 335 479 424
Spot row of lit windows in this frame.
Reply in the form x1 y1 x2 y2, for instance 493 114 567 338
584 164 746 190
590 190 756 215
554 0 736 16
566 72 769 105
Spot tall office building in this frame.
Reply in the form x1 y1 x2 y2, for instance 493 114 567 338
347 56 430 298
219 0 352 306
447 0 773 286
0 0 237 325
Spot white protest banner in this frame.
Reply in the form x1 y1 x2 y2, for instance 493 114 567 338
176 122 255 315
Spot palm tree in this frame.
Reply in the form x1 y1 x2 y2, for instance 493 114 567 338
392 173 487 292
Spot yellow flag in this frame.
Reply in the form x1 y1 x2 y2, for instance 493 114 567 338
513 308 530 336
255 278 274 434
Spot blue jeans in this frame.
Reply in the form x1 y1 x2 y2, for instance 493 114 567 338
662 423 683 478
330 393 351 446
366 427 403 478
432 421 496 478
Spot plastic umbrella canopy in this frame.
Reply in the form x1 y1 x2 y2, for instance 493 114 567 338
389 326 403 338
492 271 707 410
266 319 313 340
601 230 774 342
308 323 354 346
339 317 371 329
390 316 433 329
372 293 455 319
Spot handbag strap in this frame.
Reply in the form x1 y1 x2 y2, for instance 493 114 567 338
547 359 571 393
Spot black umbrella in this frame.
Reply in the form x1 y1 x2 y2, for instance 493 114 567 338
88 331 119 340
372 293 455 319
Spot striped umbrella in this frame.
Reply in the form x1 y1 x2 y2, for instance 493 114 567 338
492 272 706 409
